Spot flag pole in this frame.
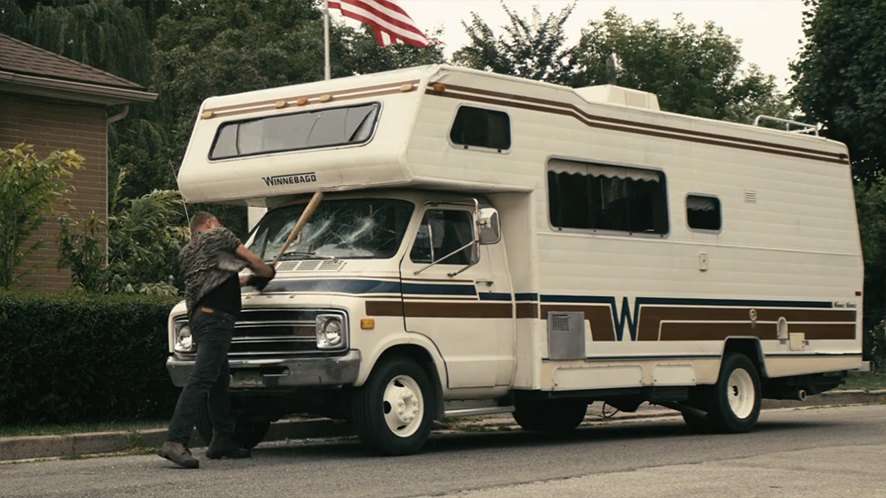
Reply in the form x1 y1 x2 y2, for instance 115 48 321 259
323 0 331 80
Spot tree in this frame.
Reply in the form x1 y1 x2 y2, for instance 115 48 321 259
454 5 790 122
790 0 886 182
0 144 83 289
453 3 574 82
568 10 790 122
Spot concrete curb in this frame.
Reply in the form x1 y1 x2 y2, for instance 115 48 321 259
2 390 884 462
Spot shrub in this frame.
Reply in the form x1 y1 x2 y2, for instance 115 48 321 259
0 291 181 425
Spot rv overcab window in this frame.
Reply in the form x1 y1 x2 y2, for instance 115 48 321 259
687 194 722 231
547 159 669 235
449 106 511 151
209 103 380 160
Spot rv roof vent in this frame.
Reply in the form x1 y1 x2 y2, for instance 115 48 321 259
574 84 660 111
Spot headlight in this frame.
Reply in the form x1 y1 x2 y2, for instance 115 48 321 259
174 322 194 353
316 315 344 349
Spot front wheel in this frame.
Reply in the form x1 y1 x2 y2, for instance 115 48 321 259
707 353 762 433
351 357 435 455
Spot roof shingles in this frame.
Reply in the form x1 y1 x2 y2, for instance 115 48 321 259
0 33 146 91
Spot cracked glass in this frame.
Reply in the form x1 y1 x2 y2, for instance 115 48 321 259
248 199 414 260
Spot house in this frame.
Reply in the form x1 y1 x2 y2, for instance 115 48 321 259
0 33 157 291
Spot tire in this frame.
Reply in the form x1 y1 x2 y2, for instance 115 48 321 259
513 399 588 433
196 403 271 450
351 357 435 456
707 353 762 433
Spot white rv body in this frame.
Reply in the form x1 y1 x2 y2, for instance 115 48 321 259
167 65 862 454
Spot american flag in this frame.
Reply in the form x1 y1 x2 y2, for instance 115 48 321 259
328 0 430 48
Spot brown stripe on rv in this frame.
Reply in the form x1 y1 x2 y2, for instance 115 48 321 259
516 302 539 319
365 300 513 319
636 307 857 341
427 87 849 165
429 82 849 163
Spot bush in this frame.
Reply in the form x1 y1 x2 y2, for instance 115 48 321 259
0 291 181 425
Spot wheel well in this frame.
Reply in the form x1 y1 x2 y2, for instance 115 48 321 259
723 338 767 378
375 345 445 419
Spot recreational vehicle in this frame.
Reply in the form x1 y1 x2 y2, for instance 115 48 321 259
166 65 863 455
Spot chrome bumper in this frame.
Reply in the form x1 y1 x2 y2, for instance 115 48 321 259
166 350 361 389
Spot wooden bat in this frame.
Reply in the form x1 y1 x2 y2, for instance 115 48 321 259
272 191 324 267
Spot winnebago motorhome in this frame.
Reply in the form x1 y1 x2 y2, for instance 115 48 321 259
167 65 863 455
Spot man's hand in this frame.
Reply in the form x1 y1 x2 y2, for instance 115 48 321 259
236 244 276 290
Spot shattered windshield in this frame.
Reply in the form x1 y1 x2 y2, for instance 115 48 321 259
248 199 414 260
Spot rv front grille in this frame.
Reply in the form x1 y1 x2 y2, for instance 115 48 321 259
173 308 348 359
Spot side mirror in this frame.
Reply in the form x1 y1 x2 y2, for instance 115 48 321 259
477 207 501 245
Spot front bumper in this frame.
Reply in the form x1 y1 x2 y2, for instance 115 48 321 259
166 350 361 389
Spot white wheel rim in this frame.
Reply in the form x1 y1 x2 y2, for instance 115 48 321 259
382 374 424 438
726 368 755 419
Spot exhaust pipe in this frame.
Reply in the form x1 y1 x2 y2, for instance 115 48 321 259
768 389 807 401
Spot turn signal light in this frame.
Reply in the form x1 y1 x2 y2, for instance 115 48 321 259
360 318 375 330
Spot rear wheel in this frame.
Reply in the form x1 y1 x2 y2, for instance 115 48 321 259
705 353 761 433
351 357 435 455
513 399 588 433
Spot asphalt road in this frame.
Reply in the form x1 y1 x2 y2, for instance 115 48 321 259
2 404 885 497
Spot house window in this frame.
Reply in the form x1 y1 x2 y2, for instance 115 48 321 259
410 209 477 265
449 106 511 151
687 195 721 231
547 159 669 235
209 103 380 160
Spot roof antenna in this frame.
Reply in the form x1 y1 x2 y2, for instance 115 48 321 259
606 53 620 85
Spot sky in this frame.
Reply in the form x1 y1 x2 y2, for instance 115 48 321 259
345 0 809 90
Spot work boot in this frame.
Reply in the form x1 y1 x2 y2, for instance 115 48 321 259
206 431 251 459
158 441 199 469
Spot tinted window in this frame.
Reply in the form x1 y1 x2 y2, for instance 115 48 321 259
449 106 511 151
410 210 476 265
547 159 668 234
687 195 721 231
210 103 380 160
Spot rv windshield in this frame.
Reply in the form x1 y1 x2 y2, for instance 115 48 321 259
248 199 414 261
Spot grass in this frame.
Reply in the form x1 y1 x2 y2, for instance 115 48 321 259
838 370 886 391
0 419 168 439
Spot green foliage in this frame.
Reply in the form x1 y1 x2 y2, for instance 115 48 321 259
568 10 791 122
0 144 83 289
0 291 180 424
791 0 886 181
855 176 886 330
453 3 574 81
454 6 790 122
58 170 188 294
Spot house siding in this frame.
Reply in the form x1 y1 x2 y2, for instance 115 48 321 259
0 93 108 292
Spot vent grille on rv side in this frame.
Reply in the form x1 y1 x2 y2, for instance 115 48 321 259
744 190 758 203
547 311 586 360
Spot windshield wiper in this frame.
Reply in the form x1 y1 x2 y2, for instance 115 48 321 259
278 250 337 261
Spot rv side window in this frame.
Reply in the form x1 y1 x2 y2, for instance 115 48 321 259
547 159 669 235
686 195 722 231
410 209 477 265
449 106 511 151
209 102 380 160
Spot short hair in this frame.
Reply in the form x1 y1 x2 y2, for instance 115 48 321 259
189 211 216 233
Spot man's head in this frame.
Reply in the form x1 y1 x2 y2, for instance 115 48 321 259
190 211 221 234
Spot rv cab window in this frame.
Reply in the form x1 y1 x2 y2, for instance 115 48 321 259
410 209 477 265
449 106 511 151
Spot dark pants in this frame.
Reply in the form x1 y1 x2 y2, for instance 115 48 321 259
167 309 236 445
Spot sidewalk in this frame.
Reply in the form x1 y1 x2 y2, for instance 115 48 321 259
2 390 885 462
